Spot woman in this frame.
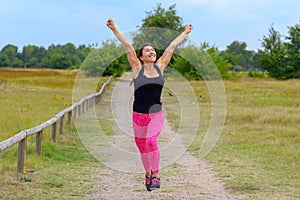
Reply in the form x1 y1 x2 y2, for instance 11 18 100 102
106 18 192 191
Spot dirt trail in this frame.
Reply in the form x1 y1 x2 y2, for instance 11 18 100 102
84 74 248 200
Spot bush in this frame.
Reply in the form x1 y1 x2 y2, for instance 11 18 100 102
248 70 266 78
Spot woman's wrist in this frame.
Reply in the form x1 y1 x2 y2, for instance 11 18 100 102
181 31 189 37
113 28 120 35
184 29 191 35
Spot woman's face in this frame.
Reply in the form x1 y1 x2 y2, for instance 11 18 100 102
140 45 156 64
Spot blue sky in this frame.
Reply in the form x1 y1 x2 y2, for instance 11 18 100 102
0 0 299 51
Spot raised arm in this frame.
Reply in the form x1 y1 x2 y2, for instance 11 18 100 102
106 18 141 68
156 24 192 71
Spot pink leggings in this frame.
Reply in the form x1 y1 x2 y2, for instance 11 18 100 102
132 110 164 174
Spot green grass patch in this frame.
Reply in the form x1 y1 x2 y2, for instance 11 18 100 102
189 78 300 199
0 127 102 199
1 69 299 199
0 68 106 140
0 68 109 199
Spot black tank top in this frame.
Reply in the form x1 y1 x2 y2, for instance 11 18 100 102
133 65 164 114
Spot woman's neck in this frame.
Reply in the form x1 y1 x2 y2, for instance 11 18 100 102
143 63 158 78
143 63 154 71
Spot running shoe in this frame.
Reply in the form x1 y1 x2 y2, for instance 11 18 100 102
150 177 160 189
145 175 152 191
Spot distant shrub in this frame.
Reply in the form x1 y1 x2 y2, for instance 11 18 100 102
248 70 266 78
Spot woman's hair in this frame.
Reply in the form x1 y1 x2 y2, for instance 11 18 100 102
137 42 155 63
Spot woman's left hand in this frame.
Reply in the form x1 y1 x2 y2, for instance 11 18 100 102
184 24 192 34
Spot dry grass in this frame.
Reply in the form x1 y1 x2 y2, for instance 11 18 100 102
0 68 104 140
0 69 299 199
0 68 107 199
191 77 300 199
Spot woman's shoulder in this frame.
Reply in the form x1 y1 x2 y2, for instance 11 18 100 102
131 66 142 79
154 63 164 75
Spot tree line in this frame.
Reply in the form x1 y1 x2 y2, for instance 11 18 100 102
0 43 93 69
0 4 299 80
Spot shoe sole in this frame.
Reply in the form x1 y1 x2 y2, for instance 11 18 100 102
150 185 160 189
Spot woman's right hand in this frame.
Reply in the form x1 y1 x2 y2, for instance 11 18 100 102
106 18 117 31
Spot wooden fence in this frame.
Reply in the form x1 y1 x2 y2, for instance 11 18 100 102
0 76 112 173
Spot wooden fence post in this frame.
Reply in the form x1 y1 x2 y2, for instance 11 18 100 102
73 107 77 120
52 122 57 142
36 130 42 156
98 94 102 104
17 138 27 173
67 111 72 126
78 105 81 116
86 99 89 111
81 101 85 114
91 97 95 108
95 95 98 104
59 115 64 134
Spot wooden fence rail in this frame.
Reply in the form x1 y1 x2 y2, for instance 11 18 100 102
0 76 112 173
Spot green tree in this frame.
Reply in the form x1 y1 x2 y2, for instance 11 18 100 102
41 43 83 69
11 59 24 68
142 3 183 30
81 40 126 76
0 42 94 69
35 46 48 63
258 25 290 79
77 44 92 61
171 50 199 80
228 41 248 54
22 45 40 68
221 41 257 71
206 46 232 79
0 53 10 67
49 54 73 69
29 57 39 68
62 43 76 55
133 3 184 50
171 45 231 80
1 44 21 67
286 21 300 78
102 54 128 77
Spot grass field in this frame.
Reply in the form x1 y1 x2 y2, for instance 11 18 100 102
0 68 105 141
0 68 299 199
191 78 300 199
0 68 107 199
